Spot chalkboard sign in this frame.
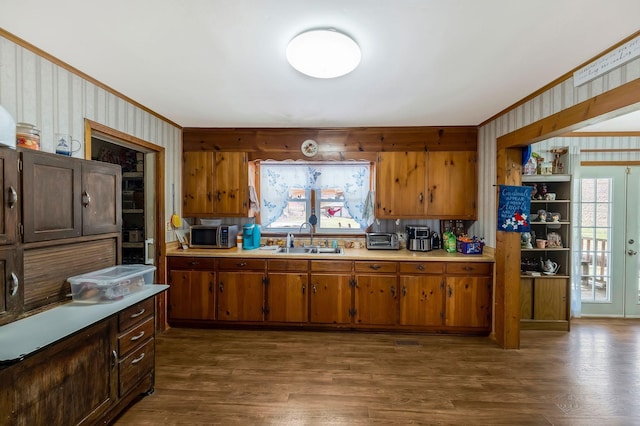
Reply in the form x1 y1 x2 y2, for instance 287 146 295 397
497 185 532 232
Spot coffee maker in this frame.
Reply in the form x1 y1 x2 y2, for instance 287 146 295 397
242 223 261 250
406 225 432 252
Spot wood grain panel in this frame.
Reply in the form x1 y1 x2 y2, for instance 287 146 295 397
23 238 117 310
183 126 478 156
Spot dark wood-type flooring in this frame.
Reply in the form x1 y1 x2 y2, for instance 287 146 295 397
115 319 640 425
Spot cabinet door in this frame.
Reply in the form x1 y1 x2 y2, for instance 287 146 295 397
21 150 82 242
445 276 492 328
82 161 122 235
0 247 21 326
267 272 308 322
399 275 444 326
534 278 567 321
217 271 264 321
0 319 117 425
354 274 397 325
376 152 426 218
0 148 18 245
168 270 216 320
183 151 214 215
427 151 477 219
309 273 352 324
214 152 248 216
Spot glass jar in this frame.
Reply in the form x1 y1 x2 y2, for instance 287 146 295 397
16 122 40 150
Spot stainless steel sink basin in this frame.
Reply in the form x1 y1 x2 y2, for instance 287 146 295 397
276 246 344 255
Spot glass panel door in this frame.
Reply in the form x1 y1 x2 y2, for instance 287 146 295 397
624 167 640 317
579 166 640 317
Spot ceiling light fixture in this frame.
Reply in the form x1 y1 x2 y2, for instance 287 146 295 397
286 29 361 79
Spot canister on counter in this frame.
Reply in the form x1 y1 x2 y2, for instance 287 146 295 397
16 122 40 150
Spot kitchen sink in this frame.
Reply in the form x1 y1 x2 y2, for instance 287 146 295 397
276 246 344 255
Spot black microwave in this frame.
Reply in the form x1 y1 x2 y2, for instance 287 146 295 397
189 225 238 248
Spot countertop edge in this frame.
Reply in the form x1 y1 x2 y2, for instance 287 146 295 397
166 247 495 262
0 284 169 365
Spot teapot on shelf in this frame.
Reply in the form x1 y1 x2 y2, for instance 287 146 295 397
540 258 560 274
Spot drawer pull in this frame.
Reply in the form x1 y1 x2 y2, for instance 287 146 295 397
463 266 473 271
237 262 247 267
8 186 17 208
111 350 117 369
369 264 381 270
416 264 425 271
9 272 19 296
82 191 91 207
130 308 146 319
130 331 146 341
189 261 200 266
131 352 145 365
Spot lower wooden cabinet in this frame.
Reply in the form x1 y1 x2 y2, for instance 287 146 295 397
266 258 309 322
310 273 352 324
520 276 569 331
166 256 493 334
354 261 398 325
444 263 493 329
0 295 160 425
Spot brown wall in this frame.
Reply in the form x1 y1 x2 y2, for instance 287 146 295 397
183 126 478 160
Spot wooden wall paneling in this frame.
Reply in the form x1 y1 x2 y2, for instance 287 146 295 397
183 127 478 155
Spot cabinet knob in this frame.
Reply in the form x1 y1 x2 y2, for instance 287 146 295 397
402 286 407 297
418 192 423 202
369 264 381 270
390 286 396 297
312 284 317 294
416 264 425 271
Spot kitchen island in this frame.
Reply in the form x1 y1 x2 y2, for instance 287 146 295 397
166 246 494 335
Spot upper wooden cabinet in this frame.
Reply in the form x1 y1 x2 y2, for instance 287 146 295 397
20 149 122 243
427 151 477 219
376 151 477 219
182 151 248 217
376 152 427 218
82 161 122 235
0 148 18 245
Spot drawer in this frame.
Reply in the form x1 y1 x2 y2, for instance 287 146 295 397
268 259 308 272
399 262 444 274
119 337 155 397
445 262 493 276
354 261 397 273
218 258 266 271
168 256 216 270
118 316 154 356
311 260 352 272
119 298 154 331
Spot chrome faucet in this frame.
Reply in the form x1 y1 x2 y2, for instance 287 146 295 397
299 221 314 247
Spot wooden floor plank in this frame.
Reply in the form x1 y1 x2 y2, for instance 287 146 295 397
115 319 640 425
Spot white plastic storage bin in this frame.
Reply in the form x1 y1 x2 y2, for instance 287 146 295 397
68 264 156 303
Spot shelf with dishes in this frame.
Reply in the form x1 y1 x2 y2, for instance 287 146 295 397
520 173 572 331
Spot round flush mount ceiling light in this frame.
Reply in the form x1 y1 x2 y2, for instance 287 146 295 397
286 29 361 79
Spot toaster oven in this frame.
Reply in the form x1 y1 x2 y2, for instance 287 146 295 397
365 233 400 250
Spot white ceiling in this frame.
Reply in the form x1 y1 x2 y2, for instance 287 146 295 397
1 0 639 129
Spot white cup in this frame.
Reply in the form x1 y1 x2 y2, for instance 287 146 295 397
55 133 82 156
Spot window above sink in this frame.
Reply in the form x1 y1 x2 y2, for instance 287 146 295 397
259 161 372 234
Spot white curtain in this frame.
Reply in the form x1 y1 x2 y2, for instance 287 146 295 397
260 161 371 228
569 147 582 318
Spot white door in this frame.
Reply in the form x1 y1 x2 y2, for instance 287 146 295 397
578 166 640 317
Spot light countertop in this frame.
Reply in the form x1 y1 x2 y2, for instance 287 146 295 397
0 284 168 365
167 246 494 262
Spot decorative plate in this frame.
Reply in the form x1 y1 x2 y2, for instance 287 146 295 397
301 139 319 157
